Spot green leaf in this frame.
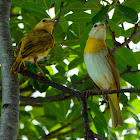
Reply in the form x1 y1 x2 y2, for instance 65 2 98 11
111 10 124 25
54 46 64 60
132 34 140 44
21 1 49 19
55 65 65 75
87 101 108 129
129 99 140 115
72 22 86 37
85 0 100 11
89 113 105 136
54 0 61 14
31 79 49 92
65 11 92 22
34 125 46 136
124 0 140 13
59 17 69 32
67 1 86 12
36 0 51 10
129 111 139 122
115 47 140 88
134 51 140 64
67 24 79 40
124 133 140 140
67 104 81 121
68 57 83 70
91 6 109 25
107 20 126 38
43 100 71 123
80 24 93 54
119 93 128 106
53 24 66 43
115 5 138 23
107 127 115 140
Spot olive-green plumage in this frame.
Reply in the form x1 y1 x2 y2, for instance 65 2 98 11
10 18 54 75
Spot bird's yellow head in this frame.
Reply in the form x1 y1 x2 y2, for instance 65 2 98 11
34 18 55 34
89 23 106 41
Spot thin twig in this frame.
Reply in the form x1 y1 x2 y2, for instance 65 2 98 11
42 125 82 139
112 25 140 53
37 63 55 66
69 75 90 89
105 14 140 54
94 133 108 140
52 2 67 34
104 14 121 54
119 29 140 48
41 114 83 139
104 14 116 45
20 94 74 103
120 65 140 77
122 23 131 50
20 103 42 107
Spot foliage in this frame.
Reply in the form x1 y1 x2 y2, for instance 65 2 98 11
2 0 140 139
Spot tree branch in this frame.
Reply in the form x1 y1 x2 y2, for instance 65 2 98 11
41 114 83 139
18 68 140 140
120 65 140 77
104 14 117 46
19 68 140 102
19 68 81 98
120 29 140 48
19 87 139 104
41 107 107 140
52 2 68 34
104 14 140 54
42 125 82 139
79 96 90 140
20 94 74 103
0 0 19 139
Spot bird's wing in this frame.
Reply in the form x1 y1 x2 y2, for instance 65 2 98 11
105 46 120 90
17 29 54 58
105 47 123 128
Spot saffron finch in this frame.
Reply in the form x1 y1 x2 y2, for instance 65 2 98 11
10 18 54 75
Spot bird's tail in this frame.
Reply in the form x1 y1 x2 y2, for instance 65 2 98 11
108 94 123 128
10 58 22 75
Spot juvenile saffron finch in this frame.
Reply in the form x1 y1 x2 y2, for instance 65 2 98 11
10 18 54 75
84 23 123 128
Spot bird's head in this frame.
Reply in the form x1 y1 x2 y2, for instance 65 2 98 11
89 23 106 41
34 18 55 34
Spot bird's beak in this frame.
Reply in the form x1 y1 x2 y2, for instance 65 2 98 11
49 20 56 23
98 23 105 29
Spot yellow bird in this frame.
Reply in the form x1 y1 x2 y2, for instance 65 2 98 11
84 23 123 128
10 18 54 75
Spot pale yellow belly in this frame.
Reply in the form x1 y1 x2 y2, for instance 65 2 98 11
28 49 51 62
84 48 114 89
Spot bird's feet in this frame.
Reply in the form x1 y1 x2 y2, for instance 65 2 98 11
82 90 93 101
99 89 107 100
37 72 45 82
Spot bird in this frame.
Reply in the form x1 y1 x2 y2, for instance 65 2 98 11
10 18 55 76
84 22 123 128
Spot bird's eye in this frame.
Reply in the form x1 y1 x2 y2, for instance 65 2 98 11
42 19 46 22
94 24 97 27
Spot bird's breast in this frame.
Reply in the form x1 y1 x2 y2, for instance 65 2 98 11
28 49 51 62
84 37 107 54
84 48 114 89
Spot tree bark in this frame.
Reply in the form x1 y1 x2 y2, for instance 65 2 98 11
0 0 19 139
